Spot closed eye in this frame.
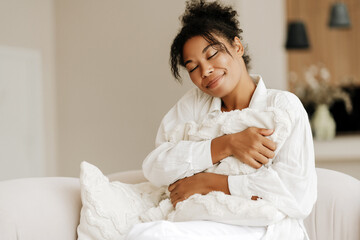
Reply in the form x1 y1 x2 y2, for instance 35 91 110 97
189 51 218 73
208 51 218 59
189 66 198 73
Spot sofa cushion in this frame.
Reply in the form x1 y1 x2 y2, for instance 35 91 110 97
0 177 81 240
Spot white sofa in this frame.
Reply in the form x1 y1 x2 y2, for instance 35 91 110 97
0 168 359 240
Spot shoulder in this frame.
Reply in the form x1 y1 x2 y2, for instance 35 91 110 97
267 89 307 123
178 87 214 111
171 88 199 115
268 89 302 109
179 87 212 104
168 87 214 122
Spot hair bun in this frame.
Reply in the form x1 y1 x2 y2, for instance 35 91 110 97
181 0 239 32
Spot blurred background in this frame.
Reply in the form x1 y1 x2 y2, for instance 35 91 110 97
0 0 359 180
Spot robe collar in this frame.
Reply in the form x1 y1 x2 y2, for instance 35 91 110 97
209 74 268 113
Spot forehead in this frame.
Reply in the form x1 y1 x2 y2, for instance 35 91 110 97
182 35 231 61
182 36 209 59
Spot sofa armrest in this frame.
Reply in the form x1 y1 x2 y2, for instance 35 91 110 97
304 168 360 240
107 170 146 183
0 177 81 240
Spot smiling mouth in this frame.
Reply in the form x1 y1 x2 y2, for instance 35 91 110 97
206 74 224 89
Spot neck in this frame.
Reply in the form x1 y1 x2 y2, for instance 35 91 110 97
221 73 256 112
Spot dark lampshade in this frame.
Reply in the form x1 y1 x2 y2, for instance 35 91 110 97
285 21 310 49
329 2 351 28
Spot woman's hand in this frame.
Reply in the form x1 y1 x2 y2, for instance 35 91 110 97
229 127 276 168
168 172 229 207
211 127 276 168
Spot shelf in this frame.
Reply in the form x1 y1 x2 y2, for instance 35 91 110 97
314 134 360 162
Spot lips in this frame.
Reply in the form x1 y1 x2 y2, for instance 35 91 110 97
206 74 224 89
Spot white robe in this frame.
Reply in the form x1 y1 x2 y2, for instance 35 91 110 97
77 75 317 240
78 105 295 239
142 75 317 239
140 107 291 226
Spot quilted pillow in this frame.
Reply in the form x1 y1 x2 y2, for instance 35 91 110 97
77 161 164 240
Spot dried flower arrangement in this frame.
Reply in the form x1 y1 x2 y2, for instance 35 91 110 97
289 63 353 113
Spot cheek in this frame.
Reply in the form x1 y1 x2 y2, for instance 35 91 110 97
190 75 202 88
218 55 231 66
216 54 235 72
225 57 242 76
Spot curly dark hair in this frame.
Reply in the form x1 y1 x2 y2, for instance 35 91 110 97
170 0 251 83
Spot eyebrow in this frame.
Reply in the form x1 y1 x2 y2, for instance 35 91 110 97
184 44 213 66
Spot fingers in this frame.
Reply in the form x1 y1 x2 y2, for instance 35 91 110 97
243 149 273 169
169 186 179 207
168 183 176 192
263 137 277 152
172 200 179 208
257 128 274 136
169 188 189 208
168 174 205 207
259 144 275 160
168 178 182 192
254 152 269 165
243 156 263 169
255 128 277 154
168 180 186 207
171 197 186 208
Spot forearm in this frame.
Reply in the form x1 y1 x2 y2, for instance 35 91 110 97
143 140 213 186
168 172 230 206
209 173 231 195
211 135 232 164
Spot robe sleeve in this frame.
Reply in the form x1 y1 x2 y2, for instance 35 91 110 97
228 93 317 219
142 89 213 187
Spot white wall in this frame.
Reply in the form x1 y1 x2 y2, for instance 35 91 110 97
1 0 358 180
0 0 57 177
54 0 287 177
0 0 287 179
0 46 45 180
236 0 287 90
55 0 194 177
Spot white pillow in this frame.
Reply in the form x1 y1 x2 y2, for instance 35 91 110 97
126 220 266 240
77 161 165 240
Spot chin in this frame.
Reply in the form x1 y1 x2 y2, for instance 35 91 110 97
205 89 229 98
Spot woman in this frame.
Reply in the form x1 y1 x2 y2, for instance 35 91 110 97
129 0 317 239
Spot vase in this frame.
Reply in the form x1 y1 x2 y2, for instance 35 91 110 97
311 104 336 141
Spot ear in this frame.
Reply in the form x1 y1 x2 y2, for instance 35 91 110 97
233 36 244 57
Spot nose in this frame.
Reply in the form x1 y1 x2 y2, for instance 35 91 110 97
200 62 214 78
